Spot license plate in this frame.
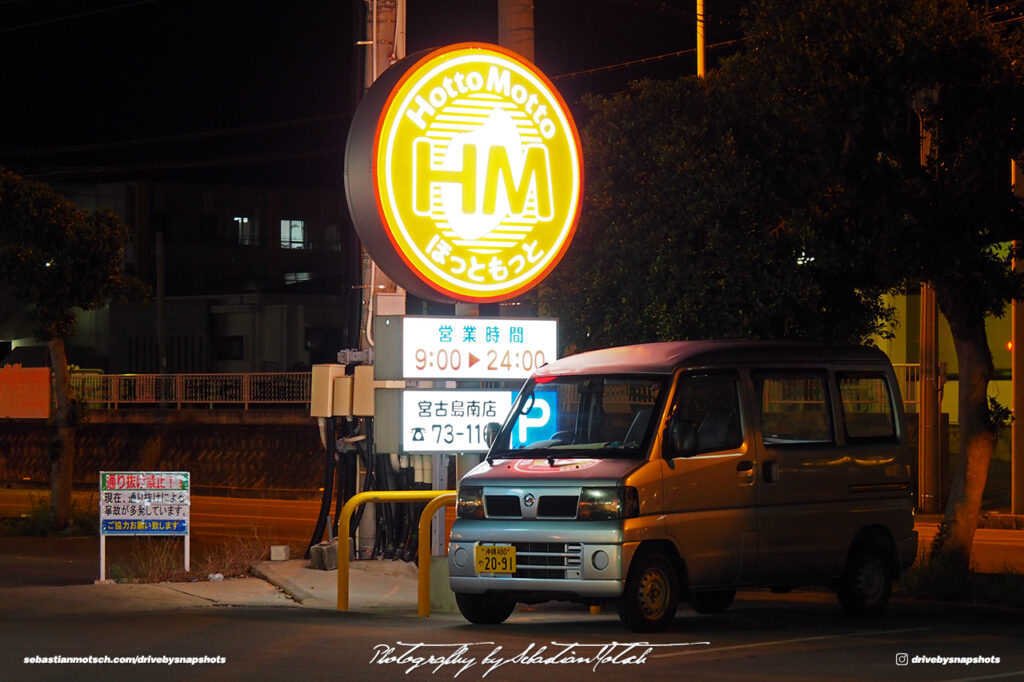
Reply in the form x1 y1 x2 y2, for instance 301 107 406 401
475 545 516 573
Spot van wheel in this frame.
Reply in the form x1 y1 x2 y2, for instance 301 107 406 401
837 546 891 617
689 589 735 614
455 593 517 625
616 553 678 632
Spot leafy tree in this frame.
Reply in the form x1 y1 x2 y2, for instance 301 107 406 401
542 0 1024 563
541 76 894 351
729 0 1024 564
0 168 142 529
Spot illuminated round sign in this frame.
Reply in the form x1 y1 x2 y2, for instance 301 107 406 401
346 43 583 303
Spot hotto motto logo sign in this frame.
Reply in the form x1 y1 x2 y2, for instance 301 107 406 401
346 43 583 302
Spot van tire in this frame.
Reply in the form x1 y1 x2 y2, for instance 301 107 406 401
455 592 517 625
616 553 679 632
837 546 891 617
689 589 735 614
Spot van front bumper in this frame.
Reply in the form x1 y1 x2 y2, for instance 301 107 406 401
450 574 624 599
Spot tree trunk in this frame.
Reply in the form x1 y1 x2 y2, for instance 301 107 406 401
48 337 75 530
935 295 996 563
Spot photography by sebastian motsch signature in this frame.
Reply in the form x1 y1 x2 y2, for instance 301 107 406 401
368 640 710 677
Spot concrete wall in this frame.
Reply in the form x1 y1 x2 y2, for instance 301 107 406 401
0 411 325 498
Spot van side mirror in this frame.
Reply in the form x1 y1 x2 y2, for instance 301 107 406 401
484 422 501 447
666 419 698 459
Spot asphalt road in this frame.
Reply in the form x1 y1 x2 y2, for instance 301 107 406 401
3 489 1024 681
3 590 1023 682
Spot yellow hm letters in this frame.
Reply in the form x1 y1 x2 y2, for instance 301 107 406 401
412 138 553 221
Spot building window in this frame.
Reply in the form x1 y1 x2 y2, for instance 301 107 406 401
280 219 306 249
284 272 313 285
235 216 257 245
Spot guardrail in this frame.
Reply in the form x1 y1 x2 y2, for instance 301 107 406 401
70 372 311 409
68 365 920 413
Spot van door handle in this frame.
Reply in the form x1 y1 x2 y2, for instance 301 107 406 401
736 460 754 485
763 460 779 483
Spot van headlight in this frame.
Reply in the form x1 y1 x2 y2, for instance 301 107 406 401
577 486 638 520
457 485 484 519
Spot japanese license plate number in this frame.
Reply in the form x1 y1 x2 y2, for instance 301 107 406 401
475 545 516 574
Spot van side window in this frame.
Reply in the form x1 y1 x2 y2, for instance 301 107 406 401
758 373 833 445
672 373 742 453
838 373 897 441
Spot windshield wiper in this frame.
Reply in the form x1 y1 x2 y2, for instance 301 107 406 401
486 449 518 465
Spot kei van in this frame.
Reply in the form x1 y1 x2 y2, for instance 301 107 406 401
448 341 918 632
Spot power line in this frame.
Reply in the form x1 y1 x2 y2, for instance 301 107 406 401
552 38 746 81
0 0 158 34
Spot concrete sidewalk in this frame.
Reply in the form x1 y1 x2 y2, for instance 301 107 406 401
0 535 429 617
0 576 296 618
252 555 425 612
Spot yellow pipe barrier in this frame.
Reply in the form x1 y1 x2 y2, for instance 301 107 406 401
417 493 457 617
336 490 457 612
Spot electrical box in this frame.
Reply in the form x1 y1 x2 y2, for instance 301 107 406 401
332 375 354 417
373 315 403 380
374 387 401 452
310 364 346 417
352 365 375 416
375 292 406 316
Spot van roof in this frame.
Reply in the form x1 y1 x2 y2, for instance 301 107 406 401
533 340 891 377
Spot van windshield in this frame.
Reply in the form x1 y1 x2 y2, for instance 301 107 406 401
487 375 668 460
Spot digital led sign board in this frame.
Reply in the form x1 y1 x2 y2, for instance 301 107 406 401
402 316 556 380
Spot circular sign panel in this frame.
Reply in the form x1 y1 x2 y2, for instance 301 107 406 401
346 43 583 303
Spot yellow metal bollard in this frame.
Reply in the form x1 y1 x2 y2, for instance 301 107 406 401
336 490 457 612
417 493 457 617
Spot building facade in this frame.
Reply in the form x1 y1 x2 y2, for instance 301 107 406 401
4 181 360 373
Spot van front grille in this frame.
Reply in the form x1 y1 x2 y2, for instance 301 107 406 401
537 495 578 518
484 495 520 517
512 542 583 579
483 494 580 519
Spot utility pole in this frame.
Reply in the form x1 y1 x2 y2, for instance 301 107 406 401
696 0 705 77
1013 161 1024 515
359 0 406 347
919 284 941 513
499 0 534 62
916 89 942 514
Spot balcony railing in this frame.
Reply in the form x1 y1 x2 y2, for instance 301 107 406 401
70 372 311 409
891 363 921 413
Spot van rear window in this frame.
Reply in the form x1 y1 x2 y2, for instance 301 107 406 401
838 373 897 441
758 373 833 445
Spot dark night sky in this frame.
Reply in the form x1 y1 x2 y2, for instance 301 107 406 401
0 0 746 189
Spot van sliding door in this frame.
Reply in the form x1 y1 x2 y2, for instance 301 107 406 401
754 370 845 583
